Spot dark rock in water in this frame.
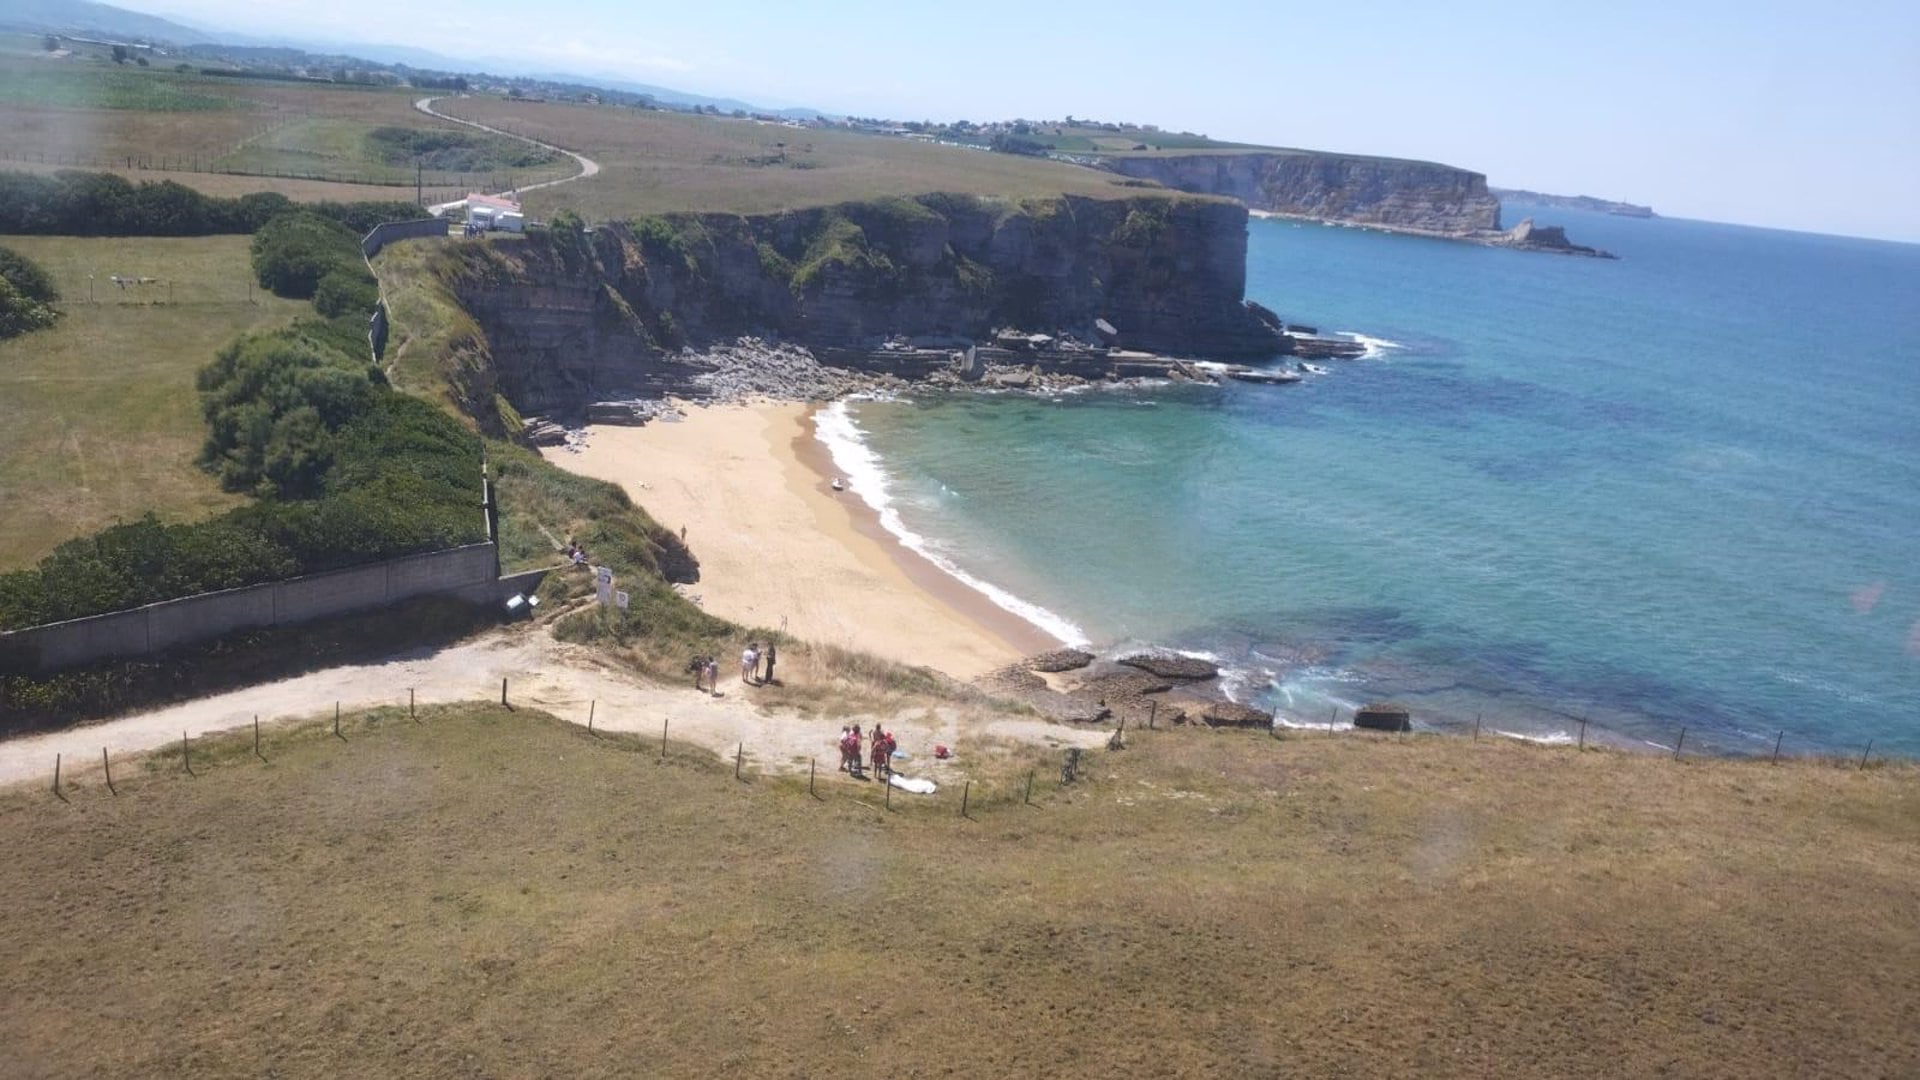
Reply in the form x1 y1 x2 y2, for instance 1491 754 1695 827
1200 701 1274 728
1353 702 1413 732
1029 648 1095 673
1494 218 1617 259
1119 653 1220 680
1075 670 1175 702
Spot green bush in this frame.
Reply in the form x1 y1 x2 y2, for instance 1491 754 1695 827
313 266 379 318
250 211 363 299
0 169 416 237
0 245 59 304
0 275 58 340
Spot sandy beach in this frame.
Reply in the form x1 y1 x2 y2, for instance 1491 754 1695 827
541 402 1055 679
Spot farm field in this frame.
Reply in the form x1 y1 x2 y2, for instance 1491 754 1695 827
0 53 568 192
434 97 1171 218
1 704 1914 1078
0 235 309 569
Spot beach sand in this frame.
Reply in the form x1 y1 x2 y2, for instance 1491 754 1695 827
541 402 1055 679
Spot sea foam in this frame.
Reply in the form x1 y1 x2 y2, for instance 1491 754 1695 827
1338 331 1405 359
814 400 1092 648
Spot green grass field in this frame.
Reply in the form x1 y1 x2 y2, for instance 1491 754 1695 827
0 54 568 192
1 705 1913 1077
0 235 310 569
434 98 1175 218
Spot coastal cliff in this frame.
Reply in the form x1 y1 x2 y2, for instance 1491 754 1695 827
1095 151 1502 235
425 193 1290 424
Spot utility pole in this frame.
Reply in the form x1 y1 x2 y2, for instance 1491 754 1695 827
416 159 423 207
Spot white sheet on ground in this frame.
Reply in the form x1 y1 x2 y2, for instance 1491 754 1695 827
888 774 937 795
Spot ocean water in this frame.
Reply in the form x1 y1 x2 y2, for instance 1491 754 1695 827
821 207 1920 756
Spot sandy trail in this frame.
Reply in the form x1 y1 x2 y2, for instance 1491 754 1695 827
0 628 1103 791
414 96 601 192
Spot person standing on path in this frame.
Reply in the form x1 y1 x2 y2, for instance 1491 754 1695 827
705 658 720 697
741 643 760 686
870 726 891 782
761 641 777 685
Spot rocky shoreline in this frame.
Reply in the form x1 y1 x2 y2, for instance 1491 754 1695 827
519 327 1373 439
976 648 1278 731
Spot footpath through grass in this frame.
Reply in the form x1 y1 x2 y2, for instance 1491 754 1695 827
0 234 307 568
2 707 1914 1078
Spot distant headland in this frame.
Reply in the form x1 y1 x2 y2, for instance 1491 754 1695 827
1492 189 1657 218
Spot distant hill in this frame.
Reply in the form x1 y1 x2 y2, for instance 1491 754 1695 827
1493 188 1655 218
0 0 213 42
2 0 822 117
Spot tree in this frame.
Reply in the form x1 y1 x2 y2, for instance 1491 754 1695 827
111 45 128 64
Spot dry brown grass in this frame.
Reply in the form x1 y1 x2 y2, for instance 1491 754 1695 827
2 705 1913 1078
0 234 309 568
434 97 1179 218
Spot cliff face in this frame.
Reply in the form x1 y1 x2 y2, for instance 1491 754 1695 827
1098 152 1502 234
435 193 1285 419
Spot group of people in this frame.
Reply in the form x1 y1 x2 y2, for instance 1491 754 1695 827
687 641 778 696
563 537 589 568
740 641 777 686
837 724 896 780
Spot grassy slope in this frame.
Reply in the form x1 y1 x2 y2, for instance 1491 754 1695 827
433 98 1179 218
0 234 310 568
1 707 1913 1078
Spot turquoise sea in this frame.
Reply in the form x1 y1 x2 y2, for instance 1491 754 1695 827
822 207 1920 755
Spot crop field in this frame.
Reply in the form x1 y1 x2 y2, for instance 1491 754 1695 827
0 235 310 569
0 703 1914 1078
433 98 1170 218
0 54 569 193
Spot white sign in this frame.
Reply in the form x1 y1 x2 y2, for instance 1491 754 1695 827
615 590 630 611
595 566 613 586
595 565 614 605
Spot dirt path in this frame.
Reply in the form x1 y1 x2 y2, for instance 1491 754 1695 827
0 628 1104 790
414 96 602 193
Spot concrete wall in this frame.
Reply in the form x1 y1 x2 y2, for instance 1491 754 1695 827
2 544 510 674
362 218 448 259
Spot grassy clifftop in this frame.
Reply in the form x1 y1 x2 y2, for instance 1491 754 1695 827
2 705 1914 1076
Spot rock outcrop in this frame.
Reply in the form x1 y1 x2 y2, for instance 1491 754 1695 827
433 193 1293 426
1118 653 1220 681
1095 151 1502 235
1491 218 1617 259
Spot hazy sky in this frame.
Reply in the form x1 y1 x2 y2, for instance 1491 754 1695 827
129 0 1920 241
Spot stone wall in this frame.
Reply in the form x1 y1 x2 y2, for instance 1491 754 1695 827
1 543 521 673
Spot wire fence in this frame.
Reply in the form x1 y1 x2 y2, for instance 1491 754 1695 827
39 679 1088 818
37 678 1909 817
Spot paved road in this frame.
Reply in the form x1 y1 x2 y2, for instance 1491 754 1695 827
413 96 602 194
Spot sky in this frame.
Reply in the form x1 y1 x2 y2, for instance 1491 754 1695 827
125 0 1920 241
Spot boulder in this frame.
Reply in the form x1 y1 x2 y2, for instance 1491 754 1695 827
1353 702 1412 732
1118 653 1219 681
1028 648 1095 673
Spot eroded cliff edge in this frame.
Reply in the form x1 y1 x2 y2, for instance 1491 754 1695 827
1096 151 1502 235
420 193 1295 427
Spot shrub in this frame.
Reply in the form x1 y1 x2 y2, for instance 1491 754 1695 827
0 245 60 304
313 266 379 318
250 211 362 299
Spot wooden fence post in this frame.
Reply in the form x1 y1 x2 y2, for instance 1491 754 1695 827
182 732 193 777
52 753 62 800
501 677 508 707
736 742 744 781
1329 706 1338 734
1148 700 1157 729
410 687 416 721
1025 771 1034 805
334 702 344 741
961 781 971 818
1772 730 1784 765
884 774 892 811
1578 715 1588 752
587 699 596 734
103 748 116 796
1673 727 1686 760
1859 740 1873 770
254 716 264 762
660 718 668 760
809 758 817 799
1474 713 1481 741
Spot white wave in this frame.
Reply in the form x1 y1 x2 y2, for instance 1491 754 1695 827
1494 728 1575 746
813 401 1091 647
1338 331 1405 360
